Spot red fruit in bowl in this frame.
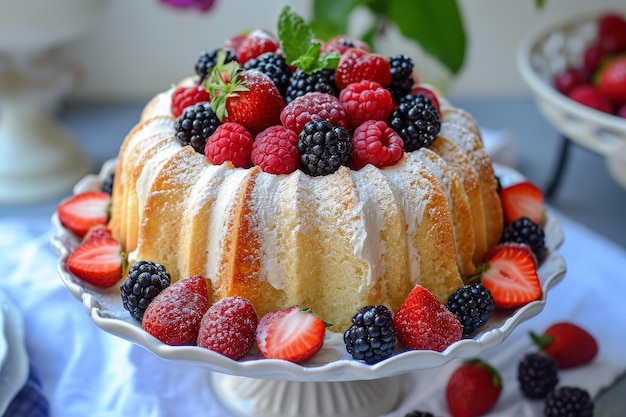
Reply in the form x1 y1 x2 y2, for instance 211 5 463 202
617 103 626 118
598 12 626 39
553 68 585 96
601 30 626 55
583 41 607 73
597 56 626 105
568 84 614 114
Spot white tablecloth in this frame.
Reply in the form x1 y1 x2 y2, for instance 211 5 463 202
1 210 625 417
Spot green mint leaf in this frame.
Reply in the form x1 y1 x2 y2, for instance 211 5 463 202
277 5 314 65
318 51 340 70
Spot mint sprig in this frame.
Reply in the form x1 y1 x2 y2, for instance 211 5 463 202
277 6 340 74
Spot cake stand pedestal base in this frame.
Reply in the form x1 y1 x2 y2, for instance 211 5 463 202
207 373 411 417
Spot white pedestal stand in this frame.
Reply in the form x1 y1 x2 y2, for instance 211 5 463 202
207 373 411 417
0 53 92 204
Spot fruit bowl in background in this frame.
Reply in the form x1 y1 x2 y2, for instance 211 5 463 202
50 160 565 417
517 9 626 189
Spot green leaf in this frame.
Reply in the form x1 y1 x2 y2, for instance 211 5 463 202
309 0 367 41
535 0 546 9
383 0 467 74
277 5 315 65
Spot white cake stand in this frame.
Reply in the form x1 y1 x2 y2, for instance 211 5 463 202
51 161 566 417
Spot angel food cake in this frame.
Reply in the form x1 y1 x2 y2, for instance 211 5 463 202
56 8 550 363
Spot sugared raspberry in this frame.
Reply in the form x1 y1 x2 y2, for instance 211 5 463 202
339 80 393 129
350 120 404 169
171 84 211 118
280 92 348 135
204 122 254 168
197 296 258 360
251 126 301 174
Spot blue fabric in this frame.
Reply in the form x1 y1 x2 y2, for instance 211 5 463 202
3 367 49 417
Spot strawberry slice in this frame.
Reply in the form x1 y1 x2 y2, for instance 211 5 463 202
66 236 123 288
57 191 111 237
481 244 542 309
255 306 326 363
500 181 544 225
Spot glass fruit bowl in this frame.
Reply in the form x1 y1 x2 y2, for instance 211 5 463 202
516 9 626 188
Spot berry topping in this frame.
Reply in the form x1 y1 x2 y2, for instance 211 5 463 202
243 52 291 97
517 352 559 399
205 58 285 136
142 275 210 346
255 306 326 363
280 91 348 136
66 233 123 288
445 358 502 417
204 122 254 168
195 48 237 82
394 284 462 352
544 386 594 417
284 68 339 103
120 261 171 322
499 180 545 225
297 119 352 176
389 93 441 151
197 296 258 360
322 35 370 55
251 125 300 174
339 80 394 129
388 54 416 101
530 322 598 369
350 120 404 170
501 216 547 262
446 283 495 337
57 191 111 238
236 29 280 65
343 305 396 364
171 84 211 118
480 243 542 309
334 48 392 90
410 86 441 113
174 102 222 154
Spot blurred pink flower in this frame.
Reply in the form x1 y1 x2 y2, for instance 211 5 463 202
159 0 216 12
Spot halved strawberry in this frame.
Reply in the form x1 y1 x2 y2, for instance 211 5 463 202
480 244 542 309
57 191 111 237
66 236 123 288
499 181 544 225
255 306 326 363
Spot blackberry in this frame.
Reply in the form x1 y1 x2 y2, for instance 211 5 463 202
101 172 114 195
388 54 415 101
284 68 338 103
404 411 436 417
195 48 238 82
544 386 594 417
298 119 351 176
120 261 171 322
343 305 396 364
518 352 559 399
174 102 222 154
501 216 547 261
447 283 495 336
244 52 291 96
389 93 441 151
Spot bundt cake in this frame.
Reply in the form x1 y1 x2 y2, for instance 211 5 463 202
107 12 503 332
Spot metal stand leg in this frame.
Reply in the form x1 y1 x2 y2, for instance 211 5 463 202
545 135 572 200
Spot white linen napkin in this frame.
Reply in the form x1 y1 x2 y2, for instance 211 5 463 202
1 209 625 417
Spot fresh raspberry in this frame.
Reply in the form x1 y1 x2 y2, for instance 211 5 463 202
350 120 404 170
251 126 301 174
197 296 258 360
335 48 392 90
410 86 441 114
568 84 614 114
171 84 211 118
339 80 393 129
204 122 254 168
280 92 348 135
236 29 280 65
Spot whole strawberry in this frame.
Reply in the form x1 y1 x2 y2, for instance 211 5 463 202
236 29 280 65
197 296 258 360
568 84 614 114
530 322 598 369
597 56 626 106
205 54 285 136
445 358 502 417
142 275 210 346
394 284 462 352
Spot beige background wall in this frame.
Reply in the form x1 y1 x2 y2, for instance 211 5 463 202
58 0 626 101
